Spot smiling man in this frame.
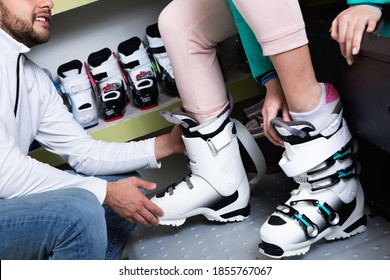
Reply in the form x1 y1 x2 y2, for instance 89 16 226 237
0 0 184 260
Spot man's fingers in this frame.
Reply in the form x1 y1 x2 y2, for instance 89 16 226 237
134 178 157 191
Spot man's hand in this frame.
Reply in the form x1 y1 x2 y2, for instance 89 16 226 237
331 5 382 65
103 177 164 226
154 124 184 161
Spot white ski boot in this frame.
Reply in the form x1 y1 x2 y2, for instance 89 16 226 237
87 47 127 121
117 37 159 109
146 23 178 97
57 59 98 128
151 104 266 226
258 101 367 258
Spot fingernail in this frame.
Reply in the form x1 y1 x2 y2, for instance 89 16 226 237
352 47 358 55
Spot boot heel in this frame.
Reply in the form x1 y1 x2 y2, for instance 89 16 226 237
220 204 251 220
325 215 367 240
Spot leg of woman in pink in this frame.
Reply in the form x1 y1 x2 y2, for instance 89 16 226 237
232 0 366 258
151 0 264 227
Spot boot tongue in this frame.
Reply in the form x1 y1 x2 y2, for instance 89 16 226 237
271 117 316 144
272 105 344 145
160 108 199 129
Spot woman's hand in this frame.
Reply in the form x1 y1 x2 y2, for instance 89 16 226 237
331 5 382 65
261 77 290 147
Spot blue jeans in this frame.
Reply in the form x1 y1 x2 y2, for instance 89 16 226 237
0 172 139 260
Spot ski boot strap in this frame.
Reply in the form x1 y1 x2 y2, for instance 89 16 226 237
280 118 352 177
148 42 166 56
118 49 151 70
234 119 266 185
294 161 359 191
60 77 91 95
90 59 122 82
205 122 235 156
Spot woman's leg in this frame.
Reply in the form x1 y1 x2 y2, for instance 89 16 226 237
232 0 366 258
158 0 237 123
151 0 265 226
233 0 322 114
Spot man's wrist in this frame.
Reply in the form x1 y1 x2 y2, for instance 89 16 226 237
103 182 112 205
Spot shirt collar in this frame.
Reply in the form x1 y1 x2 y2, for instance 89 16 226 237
0 28 31 57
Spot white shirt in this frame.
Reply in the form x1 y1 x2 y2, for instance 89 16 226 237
0 29 160 204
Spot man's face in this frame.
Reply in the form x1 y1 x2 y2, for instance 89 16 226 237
0 0 53 47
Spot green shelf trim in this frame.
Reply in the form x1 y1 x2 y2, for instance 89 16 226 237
89 102 182 142
52 0 99 15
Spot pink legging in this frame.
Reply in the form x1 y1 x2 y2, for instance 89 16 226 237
158 0 307 123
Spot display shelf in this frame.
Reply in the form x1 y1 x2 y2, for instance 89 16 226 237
30 0 262 167
86 89 180 142
52 0 99 15
28 76 262 167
